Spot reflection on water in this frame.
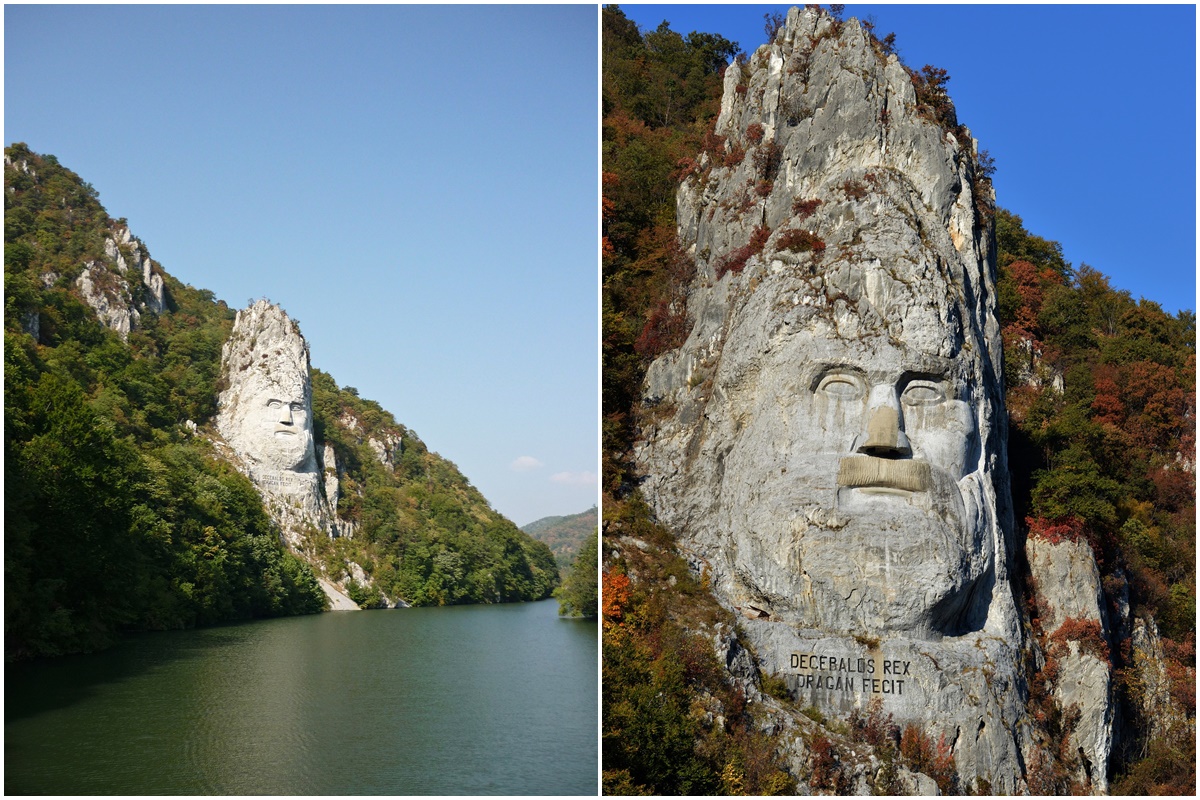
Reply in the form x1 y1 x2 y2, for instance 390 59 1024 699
6 599 597 795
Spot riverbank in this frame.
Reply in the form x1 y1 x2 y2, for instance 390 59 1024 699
317 578 360 611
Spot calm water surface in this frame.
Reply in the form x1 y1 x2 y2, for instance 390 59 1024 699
6 600 597 794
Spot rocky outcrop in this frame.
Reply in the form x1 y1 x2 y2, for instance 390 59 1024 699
215 300 364 610
217 300 326 547
1128 617 1191 745
337 411 406 471
632 7 1051 791
76 261 140 340
368 432 403 471
320 442 357 539
72 223 167 339
1027 534 1114 792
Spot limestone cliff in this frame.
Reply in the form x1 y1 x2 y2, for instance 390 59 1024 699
630 7 1117 792
1027 534 1115 792
71 222 167 340
216 301 328 543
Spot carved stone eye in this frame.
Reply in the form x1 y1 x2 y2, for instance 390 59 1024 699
817 373 864 399
268 399 283 409
902 380 944 406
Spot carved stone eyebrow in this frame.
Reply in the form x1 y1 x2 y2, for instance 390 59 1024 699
898 369 947 385
808 364 866 392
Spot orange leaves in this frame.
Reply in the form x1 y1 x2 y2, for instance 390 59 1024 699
1027 515 1087 544
1049 616 1110 663
602 570 631 629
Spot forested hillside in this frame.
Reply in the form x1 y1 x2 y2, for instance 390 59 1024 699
601 5 1194 794
523 506 598 567
304 371 559 608
4 142 557 660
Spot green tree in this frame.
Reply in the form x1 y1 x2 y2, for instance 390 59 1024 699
555 529 598 618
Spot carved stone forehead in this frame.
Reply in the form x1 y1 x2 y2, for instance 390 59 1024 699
239 363 308 400
220 300 312 407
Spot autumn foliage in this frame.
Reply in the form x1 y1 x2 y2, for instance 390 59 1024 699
999 208 1194 791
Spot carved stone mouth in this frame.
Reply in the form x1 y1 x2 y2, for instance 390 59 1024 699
837 455 931 493
274 428 297 436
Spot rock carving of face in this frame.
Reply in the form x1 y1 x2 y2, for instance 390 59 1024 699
217 302 317 477
260 392 312 470
226 369 315 473
717 320 992 638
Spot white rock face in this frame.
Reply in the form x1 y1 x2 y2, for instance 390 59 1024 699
1027 535 1114 792
75 224 167 338
76 261 140 340
1129 616 1191 744
634 8 1030 791
217 300 329 550
217 300 367 610
368 433 403 470
322 442 342 510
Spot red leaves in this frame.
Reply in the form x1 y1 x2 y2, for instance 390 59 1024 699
791 197 822 219
1049 616 1110 663
714 225 770 279
775 228 825 255
1004 259 1063 341
1027 515 1087 545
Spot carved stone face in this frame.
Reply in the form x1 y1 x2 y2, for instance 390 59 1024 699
712 311 993 638
259 388 313 471
216 301 317 476
224 370 315 472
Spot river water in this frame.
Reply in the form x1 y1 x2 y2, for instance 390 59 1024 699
6 600 597 795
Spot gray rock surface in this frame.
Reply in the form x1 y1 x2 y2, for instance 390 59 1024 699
74 223 167 338
216 300 329 551
634 7 1033 791
216 300 387 609
1129 616 1190 745
76 260 140 340
368 432 403 470
1027 535 1114 792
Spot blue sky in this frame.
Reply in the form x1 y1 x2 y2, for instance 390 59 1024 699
619 3 1196 316
5 4 598 527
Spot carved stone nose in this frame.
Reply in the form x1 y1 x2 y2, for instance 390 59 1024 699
278 405 293 425
855 406 911 458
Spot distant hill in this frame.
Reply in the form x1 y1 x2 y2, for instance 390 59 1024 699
523 507 597 567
